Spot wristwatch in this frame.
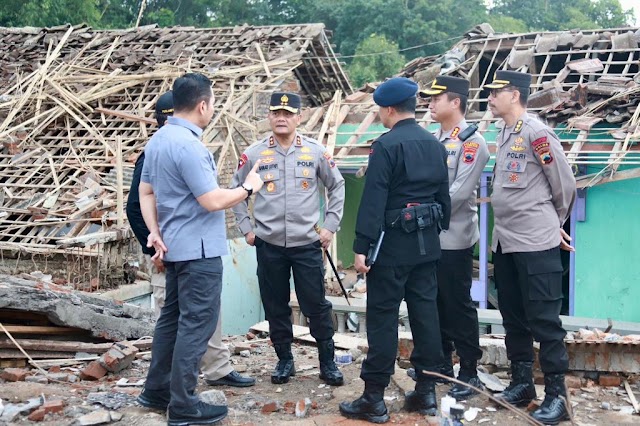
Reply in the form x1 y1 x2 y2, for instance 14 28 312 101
241 183 253 197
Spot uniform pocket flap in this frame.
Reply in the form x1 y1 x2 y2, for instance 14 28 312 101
295 167 316 178
526 254 563 275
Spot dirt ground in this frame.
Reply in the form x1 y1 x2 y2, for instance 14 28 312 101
1 337 640 425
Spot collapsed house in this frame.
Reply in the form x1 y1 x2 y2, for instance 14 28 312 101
308 24 640 322
0 23 351 288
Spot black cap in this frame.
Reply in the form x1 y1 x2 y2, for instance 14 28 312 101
419 75 470 98
485 70 532 90
373 77 418 107
269 92 301 113
155 91 174 116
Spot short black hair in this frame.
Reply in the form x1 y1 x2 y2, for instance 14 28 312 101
445 92 468 114
392 96 416 114
172 73 213 113
508 85 529 107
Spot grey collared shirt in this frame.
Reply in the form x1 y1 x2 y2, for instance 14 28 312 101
232 132 345 248
141 116 228 262
435 119 490 250
491 112 576 253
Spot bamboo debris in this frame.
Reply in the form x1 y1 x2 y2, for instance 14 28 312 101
0 24 351 253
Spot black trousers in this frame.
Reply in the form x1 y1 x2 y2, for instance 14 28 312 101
145 257 222 408
493 244 569 374
361 261 443 387
437 246 483 362
255 238 334 345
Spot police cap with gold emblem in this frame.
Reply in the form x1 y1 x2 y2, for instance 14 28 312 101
155 91 174 126
373 77 419 107
419 75 469 98
484 70 532 90
269 92 302 113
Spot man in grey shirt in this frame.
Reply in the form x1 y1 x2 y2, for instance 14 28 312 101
137 73 263 426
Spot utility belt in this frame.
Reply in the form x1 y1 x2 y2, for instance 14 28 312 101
384 202 443 255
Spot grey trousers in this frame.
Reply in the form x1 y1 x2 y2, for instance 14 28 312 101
144 256 223 408
151 267 232 381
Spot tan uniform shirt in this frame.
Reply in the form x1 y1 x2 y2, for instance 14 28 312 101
232 132 345 248
491 113 576 253
435 119 490 250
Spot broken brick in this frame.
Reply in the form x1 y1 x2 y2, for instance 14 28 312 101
397 337 413 360
99 342 138 373
233 342 253 354
283 401 295 414
1 367 28 382
246 332 256 340
261 401 279 414
28 408 46 422
565 375 583 389
42 400 65 414
80 361 107 380
599 374 621 387
48 366 61 373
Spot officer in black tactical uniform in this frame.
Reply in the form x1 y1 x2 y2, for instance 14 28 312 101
339 77 451 423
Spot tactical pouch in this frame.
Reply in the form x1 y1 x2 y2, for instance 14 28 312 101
400 205 433 234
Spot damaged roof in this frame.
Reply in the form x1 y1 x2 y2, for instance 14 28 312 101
314 24 640 184
0 23 351 252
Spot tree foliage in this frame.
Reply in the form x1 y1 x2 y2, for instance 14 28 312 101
348 34 406 88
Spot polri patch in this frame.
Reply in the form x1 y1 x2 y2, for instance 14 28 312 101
532 136 553 165
462 141 479 163
301 180 310 190
266 182 276 192
238 153 248 169
508 173 519 183
323 152 336 168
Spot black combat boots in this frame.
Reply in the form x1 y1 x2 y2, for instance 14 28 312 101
339 382 390 423
448 359 484 400
271 343 296 384
531 373 569 425
495 361 537 406
317 339 344 386
405 374 438 416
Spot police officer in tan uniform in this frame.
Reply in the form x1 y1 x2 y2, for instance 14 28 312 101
485 70 576 425
415 75 490 400
232 92 345 387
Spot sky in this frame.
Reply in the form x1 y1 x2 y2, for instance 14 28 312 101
619 0 639 25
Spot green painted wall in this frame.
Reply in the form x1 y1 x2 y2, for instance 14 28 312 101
337 175 365 268
574 176 640 322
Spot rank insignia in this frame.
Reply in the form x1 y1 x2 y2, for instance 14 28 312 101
261 156 276 164
301 146 311 153
295 135 302 146
238 153 248 170
462 141 479 164
260 149 275 156
268 136 276 147
302 169 310 177
514 120 523 133
508 173 519 183
532 136 553 165
450 127 460 140
301 180 310 190
266 182 276 192
298 154 313 161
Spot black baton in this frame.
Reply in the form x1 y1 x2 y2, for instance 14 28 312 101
324 250 351 306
